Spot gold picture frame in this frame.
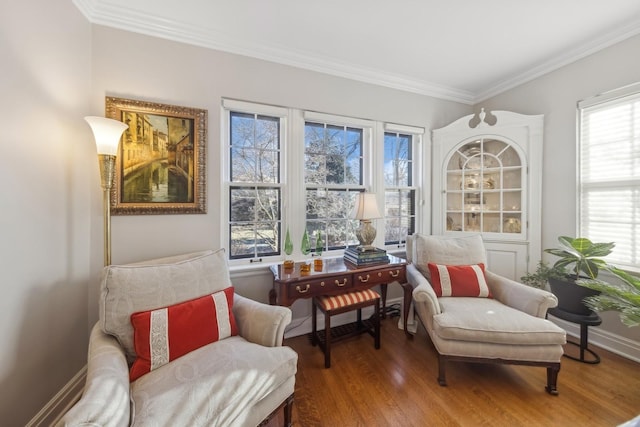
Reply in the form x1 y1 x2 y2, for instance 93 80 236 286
105 97 207 215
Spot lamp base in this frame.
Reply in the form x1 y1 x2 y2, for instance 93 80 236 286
355 219 377 251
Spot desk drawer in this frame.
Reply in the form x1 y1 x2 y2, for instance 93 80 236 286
354 266 406 286
288 275 352 297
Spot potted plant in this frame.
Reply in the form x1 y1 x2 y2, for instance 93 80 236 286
544 236 615 315
520 260 562 289
577 265 640 327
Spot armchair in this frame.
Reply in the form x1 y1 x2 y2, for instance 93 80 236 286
58 249 297 426
407 234 566 394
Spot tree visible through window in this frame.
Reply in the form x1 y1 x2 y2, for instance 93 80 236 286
305 122 363 250
223 100 422 263
384 132 415 245
228 111 281 259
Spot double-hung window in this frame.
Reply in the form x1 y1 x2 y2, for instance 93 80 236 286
303 112 372 251
578 83 640 270
223 101 422 263
223 100 287 261
383 124 422 246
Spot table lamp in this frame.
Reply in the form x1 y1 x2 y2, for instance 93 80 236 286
351 192 381 252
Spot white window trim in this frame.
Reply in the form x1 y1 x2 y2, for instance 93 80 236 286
577 82 640 271
222 99 425 265
221 99 289 267
303 111 375 254
379 123 425 251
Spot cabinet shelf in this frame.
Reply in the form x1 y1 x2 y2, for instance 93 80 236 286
439 130 528 238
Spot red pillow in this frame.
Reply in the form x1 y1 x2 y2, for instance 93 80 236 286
427 263 491 298
129 287 238 382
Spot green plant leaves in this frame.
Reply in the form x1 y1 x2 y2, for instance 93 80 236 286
544 236 614 279
578 266 640 327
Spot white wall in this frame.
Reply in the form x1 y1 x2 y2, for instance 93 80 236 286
0 0 93 424
480 34 640 344
88 25 472 325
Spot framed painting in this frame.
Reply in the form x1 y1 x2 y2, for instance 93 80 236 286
105 97 207 215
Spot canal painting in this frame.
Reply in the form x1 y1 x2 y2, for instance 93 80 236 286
106 97 207 215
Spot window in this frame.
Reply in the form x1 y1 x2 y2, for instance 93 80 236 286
223 100 286 261
223 100 423 264
578 83 640 270
304 117 368 251
383 123 422 247
384 131 416 245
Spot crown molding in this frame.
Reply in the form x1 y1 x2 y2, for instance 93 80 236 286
474 17 640 103
74 0 640 107
72 0 475 104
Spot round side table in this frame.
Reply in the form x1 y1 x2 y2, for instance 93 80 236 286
548 307 602 364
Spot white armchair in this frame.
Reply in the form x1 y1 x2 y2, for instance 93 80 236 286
58 249 297 426
407 234 566 394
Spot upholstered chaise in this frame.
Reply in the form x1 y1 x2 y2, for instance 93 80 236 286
407 234 566 394
59 249 298 426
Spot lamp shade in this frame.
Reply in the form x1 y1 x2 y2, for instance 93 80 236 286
351 192 381 220
84 116 128 156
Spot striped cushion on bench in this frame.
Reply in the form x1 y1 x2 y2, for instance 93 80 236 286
316 289 380 311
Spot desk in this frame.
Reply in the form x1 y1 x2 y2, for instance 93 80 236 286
269 255 413 338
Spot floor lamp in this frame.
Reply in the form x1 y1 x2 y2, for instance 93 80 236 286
85 116 128 266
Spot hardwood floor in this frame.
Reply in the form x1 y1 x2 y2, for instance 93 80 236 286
267 316 640 427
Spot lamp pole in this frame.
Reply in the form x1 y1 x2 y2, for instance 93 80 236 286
98 153 116 266
85 116 128 266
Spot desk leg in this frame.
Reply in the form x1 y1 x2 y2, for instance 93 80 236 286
401 282 413 339
380 283 388 319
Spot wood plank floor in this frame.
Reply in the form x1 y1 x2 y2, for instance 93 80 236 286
267 316 640 427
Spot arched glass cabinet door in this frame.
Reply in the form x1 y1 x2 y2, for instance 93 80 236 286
432 109 543 280
444 137 524 236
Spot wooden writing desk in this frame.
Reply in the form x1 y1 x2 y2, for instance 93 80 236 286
269 254 413 338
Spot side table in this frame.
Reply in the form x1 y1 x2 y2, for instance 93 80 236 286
269 255 413 338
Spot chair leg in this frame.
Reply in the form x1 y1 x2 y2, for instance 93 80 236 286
283 394 294 427
545 364 560 395
324 309 331 368
374 298 380 349
437 354 448 386
311 298 317 346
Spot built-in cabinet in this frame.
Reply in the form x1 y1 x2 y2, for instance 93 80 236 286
432 109 543 280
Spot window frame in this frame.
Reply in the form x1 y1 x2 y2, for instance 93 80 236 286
222 99 288 266
577 82 640 272
302 111 374 254
381 123 424 251
222 99 424 265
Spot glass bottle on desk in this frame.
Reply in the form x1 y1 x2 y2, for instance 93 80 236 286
283 227 294 271
314 231 323 271
300 229 311 274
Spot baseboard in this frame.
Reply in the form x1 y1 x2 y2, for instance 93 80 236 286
26 366 86 427
284 297 416 338
549 315 640 363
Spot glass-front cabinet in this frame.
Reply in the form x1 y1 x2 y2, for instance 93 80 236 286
432 109 543 280
445 138 523 236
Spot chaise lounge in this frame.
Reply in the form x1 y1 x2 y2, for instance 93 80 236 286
406 234 567 394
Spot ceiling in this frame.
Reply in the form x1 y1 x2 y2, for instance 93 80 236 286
74 0 640 104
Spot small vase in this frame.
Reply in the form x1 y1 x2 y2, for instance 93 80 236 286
300 229 311 274
314 231 323 271
283 227 294 270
